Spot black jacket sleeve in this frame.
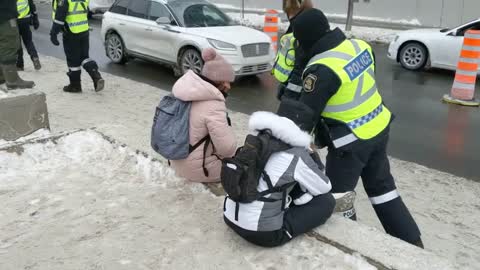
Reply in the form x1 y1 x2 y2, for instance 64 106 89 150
299 64 342 131
53 0 68 25
51 0 68 34
28 0 36 14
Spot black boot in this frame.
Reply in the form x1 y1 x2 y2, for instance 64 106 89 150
63 82 82 93
32 57 41 71
91 70 104 92
84 60 104 92
63 71 82 93
413 238 424 249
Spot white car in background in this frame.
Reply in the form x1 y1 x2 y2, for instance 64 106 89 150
89 0 115 15
388 18 480 72
101 0 274 77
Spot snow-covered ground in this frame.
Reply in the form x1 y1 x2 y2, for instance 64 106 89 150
227 12 399 44
0 130 376 270
1 56 479 268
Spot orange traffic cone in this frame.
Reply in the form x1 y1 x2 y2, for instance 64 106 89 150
443 30 480 106
264 9 279 52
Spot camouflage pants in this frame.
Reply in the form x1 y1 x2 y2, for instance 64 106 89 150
0 19 20 65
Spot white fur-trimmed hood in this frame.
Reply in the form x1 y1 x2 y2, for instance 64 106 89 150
248 111 312 149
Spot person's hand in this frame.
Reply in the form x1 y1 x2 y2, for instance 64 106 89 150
32 14 39 30
50 33 59 46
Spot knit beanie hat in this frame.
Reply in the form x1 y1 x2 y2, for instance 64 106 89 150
277 98 315 132
293 9 330 51
201 48 235 83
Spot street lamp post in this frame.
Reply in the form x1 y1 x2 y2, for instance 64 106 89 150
346 0 354 31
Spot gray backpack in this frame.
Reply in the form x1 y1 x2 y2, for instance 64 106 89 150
151 95 211 176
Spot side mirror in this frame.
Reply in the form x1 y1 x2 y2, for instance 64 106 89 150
156 17 171 25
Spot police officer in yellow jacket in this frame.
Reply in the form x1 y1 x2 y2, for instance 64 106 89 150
273 0 313 100
16 0 41 71
291 9 423 248
50 0 104 93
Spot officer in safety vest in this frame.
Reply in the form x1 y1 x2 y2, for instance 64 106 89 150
50 0 104 93
16 0 41 71
273 0 312 101
0 0 35 91
291 9 423 248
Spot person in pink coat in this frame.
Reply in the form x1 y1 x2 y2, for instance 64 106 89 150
170 48 237 182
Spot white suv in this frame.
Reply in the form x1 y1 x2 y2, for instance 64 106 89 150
101 0 275 76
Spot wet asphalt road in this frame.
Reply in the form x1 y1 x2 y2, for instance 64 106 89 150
32 4 480 181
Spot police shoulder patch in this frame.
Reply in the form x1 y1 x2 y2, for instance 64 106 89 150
303 74 318 92
58 0 64 6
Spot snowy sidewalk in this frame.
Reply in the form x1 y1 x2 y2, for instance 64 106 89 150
1 56 478 269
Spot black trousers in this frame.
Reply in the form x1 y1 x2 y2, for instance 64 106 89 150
16 18 38 67
326 129 421 244
62 31 98 82
224 193 335 247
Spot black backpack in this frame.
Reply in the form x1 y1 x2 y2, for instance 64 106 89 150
221 130 294 204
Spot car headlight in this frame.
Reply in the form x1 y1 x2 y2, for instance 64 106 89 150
207 39 236 51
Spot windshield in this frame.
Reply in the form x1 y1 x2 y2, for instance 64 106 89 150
168 1 236 27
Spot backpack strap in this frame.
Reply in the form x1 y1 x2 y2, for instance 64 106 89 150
256 172 297 201
235 202 240 221
189 135 210 153
202 138 211 177
189 135 212 177
262 171 274 190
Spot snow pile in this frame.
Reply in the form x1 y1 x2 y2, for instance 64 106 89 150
326 13 421 27
0 130 376 269
227 12 398 43
8 56 476 268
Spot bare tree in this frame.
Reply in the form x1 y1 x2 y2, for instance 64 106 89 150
346 0 354 31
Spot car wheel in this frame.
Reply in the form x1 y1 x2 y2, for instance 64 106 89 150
106 33 127 64
399 42 428 71
180 49 203 75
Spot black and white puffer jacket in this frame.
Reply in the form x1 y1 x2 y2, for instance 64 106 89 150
223 111 332 232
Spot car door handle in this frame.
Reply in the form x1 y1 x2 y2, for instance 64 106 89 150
119 23 125 26
145 28 153 32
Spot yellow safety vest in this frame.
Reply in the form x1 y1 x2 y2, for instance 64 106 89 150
52 0 89 34
17 0 31 19
305 39 391 144
272 33 296 83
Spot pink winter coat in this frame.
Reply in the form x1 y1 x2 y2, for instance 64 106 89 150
170 71 237 182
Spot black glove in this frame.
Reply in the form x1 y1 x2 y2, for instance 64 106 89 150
313 120 332 149
31 14 39 30
50 23 62 46
50 33 59 46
